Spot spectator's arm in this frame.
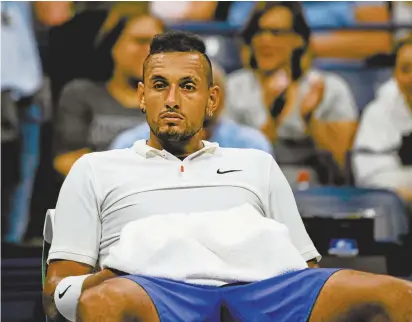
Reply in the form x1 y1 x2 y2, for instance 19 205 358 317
306 75 359 168
34 1 73 26
311 3 392 59
54 81 92 176
311 120 358 168
354 152 412 201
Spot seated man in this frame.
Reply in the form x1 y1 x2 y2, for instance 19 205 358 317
44 31 412 322
109 61 274 156
353 36 412 204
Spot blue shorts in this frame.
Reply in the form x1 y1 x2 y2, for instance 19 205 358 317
122 268 342 322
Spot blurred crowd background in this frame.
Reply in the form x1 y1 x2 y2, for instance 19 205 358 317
4 0 412 245
1 0 412 242
1 1 412 321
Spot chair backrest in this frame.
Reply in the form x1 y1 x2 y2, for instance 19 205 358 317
294 187 408 243
42 209 55 287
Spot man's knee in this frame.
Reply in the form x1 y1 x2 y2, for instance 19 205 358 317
311 270 412 322
77 278 159 322
335 303 391 322
77 279 129 321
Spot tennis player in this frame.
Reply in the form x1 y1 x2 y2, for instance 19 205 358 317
44 31 412 322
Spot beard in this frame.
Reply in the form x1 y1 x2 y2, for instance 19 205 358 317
149 122 203 143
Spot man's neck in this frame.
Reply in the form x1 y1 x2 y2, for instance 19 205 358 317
106 72 141 108
147 133 205 159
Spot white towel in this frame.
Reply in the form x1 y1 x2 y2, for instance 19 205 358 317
103 204 308 286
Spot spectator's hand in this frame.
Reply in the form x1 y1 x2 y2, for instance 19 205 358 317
300 73 325 120
262 69 290 110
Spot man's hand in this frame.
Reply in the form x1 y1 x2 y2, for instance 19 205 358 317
82 268 119 292
307 259 320 268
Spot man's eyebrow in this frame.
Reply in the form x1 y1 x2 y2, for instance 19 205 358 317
150 75 167 82
180 76 199 83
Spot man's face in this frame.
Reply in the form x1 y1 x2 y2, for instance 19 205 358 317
139 52 219 142
252 7 303 72
112 16 163 79
395 43 412 106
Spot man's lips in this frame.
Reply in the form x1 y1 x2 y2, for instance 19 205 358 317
161 112 184 120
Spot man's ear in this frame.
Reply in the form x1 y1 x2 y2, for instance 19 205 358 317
207 85 220 116
137 82 145 110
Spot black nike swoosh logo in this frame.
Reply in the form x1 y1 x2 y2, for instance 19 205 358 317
217 169 243 174
58 285 71 299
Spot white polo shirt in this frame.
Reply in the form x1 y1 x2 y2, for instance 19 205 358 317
48 140 320 269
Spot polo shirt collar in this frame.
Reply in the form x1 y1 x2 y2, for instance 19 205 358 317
132 139 219 160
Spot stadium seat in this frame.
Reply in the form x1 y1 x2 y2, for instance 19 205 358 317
294 186 409 243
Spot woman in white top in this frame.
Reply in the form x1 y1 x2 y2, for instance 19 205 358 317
225 2 358 185
353 36 412 204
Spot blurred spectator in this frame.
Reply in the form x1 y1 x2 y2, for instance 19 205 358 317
150 1 218 22
391 1 412 39
225 2 358 186
110 61 273 155
353 36 412 204
230 1 392 59
53 12 164 176
1 2 68 244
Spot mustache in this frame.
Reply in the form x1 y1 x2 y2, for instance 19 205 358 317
160 109 185 117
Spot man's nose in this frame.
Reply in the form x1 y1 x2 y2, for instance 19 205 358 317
165 84 179 109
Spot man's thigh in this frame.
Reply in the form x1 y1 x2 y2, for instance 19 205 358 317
310 270 412 322
78 277 160 322
121 275 222 322
222 268 341 322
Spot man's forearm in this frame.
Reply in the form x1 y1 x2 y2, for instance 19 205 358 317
44 269 118 321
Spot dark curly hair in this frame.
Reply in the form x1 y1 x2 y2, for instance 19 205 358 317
143 30 213 87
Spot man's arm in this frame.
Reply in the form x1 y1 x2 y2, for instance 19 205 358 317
267 157 321 263
43 155 102 320
54 81 92 176
44 260 118 321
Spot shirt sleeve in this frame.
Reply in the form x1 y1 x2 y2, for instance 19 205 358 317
353 99 412 189
47 154 101 267
54 81 91 154
266 158 321 262
317 74 359 122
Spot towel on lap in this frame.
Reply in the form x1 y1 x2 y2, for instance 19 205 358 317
102 204 308 286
